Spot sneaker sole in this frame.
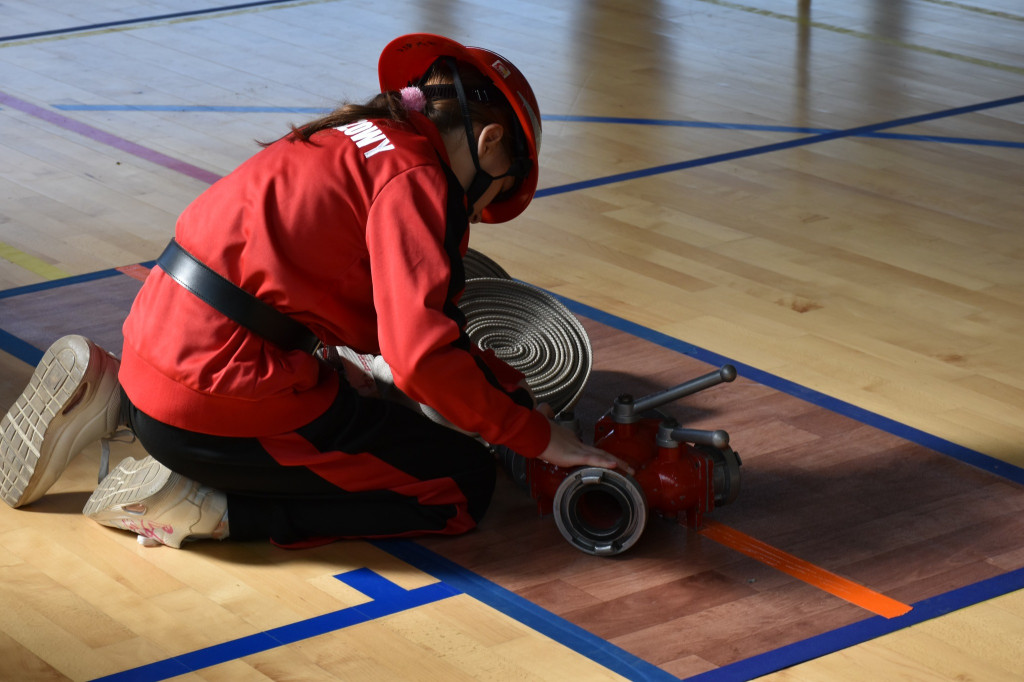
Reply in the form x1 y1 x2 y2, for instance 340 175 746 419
0 335 121 508
83 456 219 549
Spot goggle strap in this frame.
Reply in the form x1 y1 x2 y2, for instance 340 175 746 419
415 57 532 209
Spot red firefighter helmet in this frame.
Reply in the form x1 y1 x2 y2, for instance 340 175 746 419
378 33 542 223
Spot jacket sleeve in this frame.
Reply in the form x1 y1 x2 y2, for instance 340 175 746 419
365 165 551 457
471 346 527 391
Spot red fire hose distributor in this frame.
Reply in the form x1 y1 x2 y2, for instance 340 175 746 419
502 365 742 555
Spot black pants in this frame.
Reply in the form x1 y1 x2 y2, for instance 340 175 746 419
126 380 496 546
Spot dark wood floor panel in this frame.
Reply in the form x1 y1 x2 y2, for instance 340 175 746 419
3 271 1024 679
417 315 1024 675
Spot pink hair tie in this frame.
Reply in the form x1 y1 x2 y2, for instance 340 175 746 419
400 86 427 113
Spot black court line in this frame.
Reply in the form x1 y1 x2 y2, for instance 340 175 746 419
0 0 306 43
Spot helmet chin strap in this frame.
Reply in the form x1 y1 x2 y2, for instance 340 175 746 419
444 57 502 208
418 58 531 211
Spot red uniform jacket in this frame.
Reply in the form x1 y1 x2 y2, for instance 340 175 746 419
120 112 551 457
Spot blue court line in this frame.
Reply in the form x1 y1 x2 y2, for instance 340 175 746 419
47 104 1024 150
0 328 45 367
3 268 1024 681
552 296 1024 488
373 539 679 681
91 567 460 682
688 565 1024 682
547 114 1024 149
545 114 1024 149
535 94 1024 198
0 21 1017 681
3 266 1020 487
0 267 129 300
374 543 1024 682
0 96 1016 213
0 0 305 43
3 93 1023 677
0 266 154 367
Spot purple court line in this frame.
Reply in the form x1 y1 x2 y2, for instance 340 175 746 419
2 64 1022 681
0 90 221 185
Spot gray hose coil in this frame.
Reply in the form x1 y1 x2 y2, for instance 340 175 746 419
460 277 592 413
463 248 511 280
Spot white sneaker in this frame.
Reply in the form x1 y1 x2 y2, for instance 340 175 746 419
1 335 123 508
83 455 228 548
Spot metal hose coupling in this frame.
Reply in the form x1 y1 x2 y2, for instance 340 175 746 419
552 467 648 556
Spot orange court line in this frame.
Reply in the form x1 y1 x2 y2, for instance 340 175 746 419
112 257 912 621
116 263 151 282
698 518 913 619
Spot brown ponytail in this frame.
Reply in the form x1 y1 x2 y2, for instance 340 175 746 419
284 91 407 143
268 59 518 160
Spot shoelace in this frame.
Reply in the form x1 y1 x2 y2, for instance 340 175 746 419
98 429 137 482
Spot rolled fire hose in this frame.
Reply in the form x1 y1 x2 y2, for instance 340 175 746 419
460 274 649 556
463 248 511 280
460 277 591 415
332 250 592 432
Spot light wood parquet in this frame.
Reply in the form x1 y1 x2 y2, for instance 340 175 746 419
2 0 1023 679
2 267 1023 680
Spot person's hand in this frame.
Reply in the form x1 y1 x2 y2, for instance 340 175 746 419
538 416 634 475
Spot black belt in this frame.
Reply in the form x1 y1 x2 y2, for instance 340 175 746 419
156 239 323 355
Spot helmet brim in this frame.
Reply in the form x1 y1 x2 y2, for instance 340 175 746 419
378 34 541 223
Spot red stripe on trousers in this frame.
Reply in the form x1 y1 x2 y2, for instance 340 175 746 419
257 431 477 535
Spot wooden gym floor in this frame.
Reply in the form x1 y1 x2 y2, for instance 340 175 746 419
1 1 1023 680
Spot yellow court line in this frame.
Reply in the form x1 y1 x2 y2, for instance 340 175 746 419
0 241 70 280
